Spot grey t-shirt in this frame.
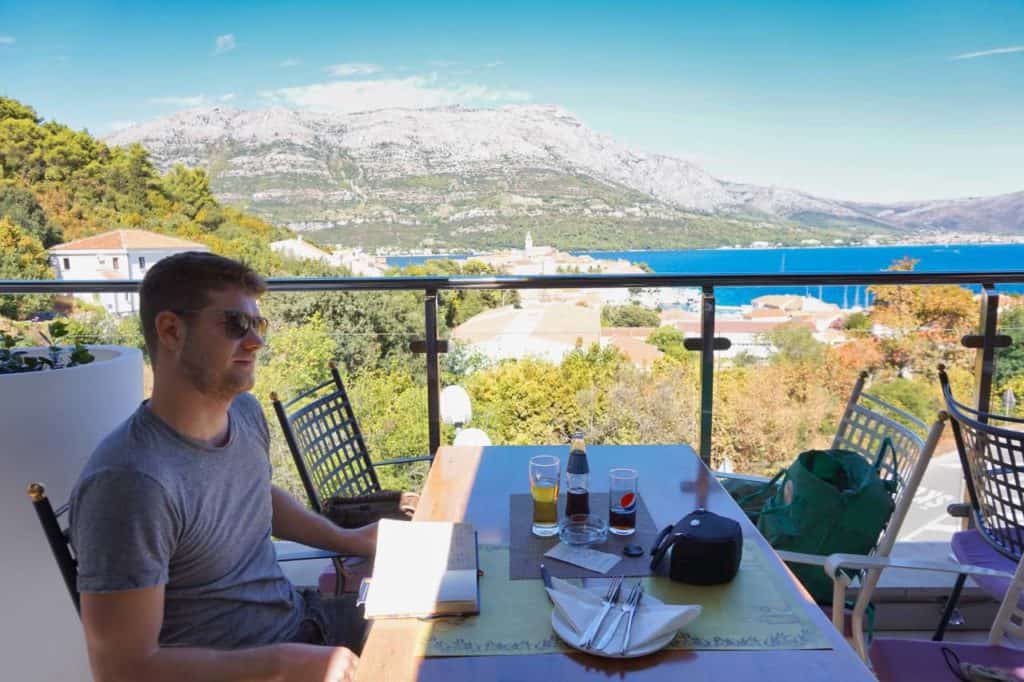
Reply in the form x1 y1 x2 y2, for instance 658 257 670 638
69 392 304 649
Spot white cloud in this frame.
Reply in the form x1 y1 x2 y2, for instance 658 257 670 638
213 33 236 55
220 93 236 102
0 36 15 45
280 58 302 68
261 75 531 114
428 60 460 68
326 62 381 77
106 120 138 133
484 60 504 68
950 45 1024 61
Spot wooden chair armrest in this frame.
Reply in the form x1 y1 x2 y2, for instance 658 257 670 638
823 553 1015 581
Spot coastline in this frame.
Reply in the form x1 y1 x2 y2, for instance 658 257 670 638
381 234 1024 260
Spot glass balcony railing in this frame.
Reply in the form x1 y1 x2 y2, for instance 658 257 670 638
4 270 1024 502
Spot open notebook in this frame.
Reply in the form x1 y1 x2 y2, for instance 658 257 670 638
360 519 479 619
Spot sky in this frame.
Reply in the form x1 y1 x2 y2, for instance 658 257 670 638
0 0 1022 203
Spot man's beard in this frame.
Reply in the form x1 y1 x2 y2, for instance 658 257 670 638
180 335 253 401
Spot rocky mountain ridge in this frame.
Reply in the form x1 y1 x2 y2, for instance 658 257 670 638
106 105 1023 249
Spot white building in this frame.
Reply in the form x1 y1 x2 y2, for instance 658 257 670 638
49 230 208 315
270 236 386 276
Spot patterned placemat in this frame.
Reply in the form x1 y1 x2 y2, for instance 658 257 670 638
508 493 661 580
416 542 832 657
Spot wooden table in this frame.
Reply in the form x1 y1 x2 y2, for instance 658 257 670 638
357 445 876 681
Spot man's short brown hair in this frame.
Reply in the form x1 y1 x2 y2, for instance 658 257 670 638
139 251 267 362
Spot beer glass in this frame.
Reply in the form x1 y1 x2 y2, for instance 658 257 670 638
529 455 560 536
608 468 639 535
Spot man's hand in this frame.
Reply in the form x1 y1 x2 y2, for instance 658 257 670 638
278 644 358 682
342 522 378 557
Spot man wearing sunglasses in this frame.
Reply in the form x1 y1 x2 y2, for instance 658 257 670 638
69 251 374 682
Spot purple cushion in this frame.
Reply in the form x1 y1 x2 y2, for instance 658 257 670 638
952 529 1018 602
870 639 1024 681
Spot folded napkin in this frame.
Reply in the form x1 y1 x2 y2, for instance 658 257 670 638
546 576 701 653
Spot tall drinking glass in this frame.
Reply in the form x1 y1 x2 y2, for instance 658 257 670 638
608 468 639 536
530 455 561 536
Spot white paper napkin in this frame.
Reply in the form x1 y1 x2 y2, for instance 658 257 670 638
546 576 701 653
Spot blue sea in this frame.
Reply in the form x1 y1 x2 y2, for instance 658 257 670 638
386 243 1024 307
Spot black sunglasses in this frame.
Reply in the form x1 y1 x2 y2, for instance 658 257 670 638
173 309 269 340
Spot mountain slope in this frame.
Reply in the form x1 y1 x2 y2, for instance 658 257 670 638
106 105 1022 249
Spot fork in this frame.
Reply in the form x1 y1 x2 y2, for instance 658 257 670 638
616 583 644 654
577 575 623 649
595 581 641 651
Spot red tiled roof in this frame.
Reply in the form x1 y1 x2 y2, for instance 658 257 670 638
608 336 664 365
49 230 207 253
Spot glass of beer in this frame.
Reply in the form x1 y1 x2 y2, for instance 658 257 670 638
608 468 639 536
529 455 561 536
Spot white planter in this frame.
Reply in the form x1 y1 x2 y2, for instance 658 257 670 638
0 345 143 681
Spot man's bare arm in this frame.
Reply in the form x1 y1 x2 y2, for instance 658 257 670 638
270 486 377 557
81 588 357 682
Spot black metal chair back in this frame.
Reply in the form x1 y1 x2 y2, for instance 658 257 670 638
271 362 381 514
940 366 1024 561
26 483 80 613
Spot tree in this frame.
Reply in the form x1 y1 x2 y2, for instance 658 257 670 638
761 322 823 364
843 311 872 333
0 182 61 245
0 216 53 319
868 258 977 379
996 304 1024 393
646 325 689 361
601 303 660 327
162 164 216 219
0 97 40 124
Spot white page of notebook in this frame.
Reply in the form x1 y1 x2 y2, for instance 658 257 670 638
364 519 476 617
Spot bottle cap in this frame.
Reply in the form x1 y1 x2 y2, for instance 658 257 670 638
567 431 588 474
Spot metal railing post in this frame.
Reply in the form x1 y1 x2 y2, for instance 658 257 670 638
961 284 1009 422
699 285 716 465
424 289 442 456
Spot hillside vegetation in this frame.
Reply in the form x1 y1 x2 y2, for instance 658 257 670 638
0 96 290 277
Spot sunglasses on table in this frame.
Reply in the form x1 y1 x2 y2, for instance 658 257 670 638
173 309 270 340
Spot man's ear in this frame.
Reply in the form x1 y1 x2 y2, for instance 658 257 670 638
154 310 187 356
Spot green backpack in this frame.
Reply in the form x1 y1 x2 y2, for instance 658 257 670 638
755 448 897 603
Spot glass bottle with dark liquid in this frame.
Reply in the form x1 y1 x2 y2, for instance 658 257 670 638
565 431 590 517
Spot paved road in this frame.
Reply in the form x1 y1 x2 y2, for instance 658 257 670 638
897 448 965 542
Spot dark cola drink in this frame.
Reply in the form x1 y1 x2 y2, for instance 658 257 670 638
565 487 590 516
609 506 637 535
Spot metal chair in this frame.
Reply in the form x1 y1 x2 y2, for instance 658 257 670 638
271 361 383 514
26 483 342 615
26 483 79 613
938 366 1024 633
832 549 1024 680
271 362 418 594
720 371 947 660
